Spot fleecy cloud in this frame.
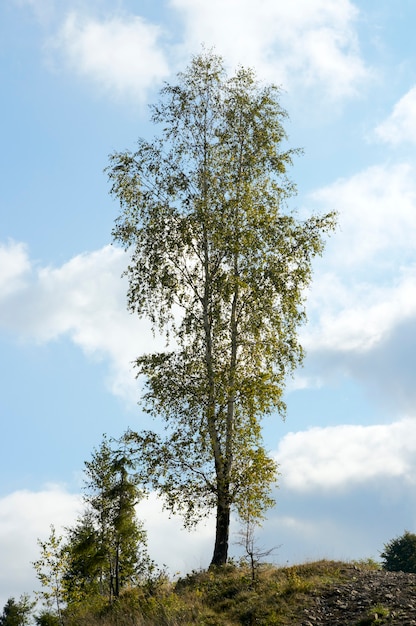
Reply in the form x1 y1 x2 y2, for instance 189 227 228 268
49 11 169 102
24 1 370 102
0 241 31 297
276 417 416 492
309 163 416 270
375 85 416 145
2 160 416 407
0 242 158 403
0 485 80 608
294 161 416 406
300 162 416 353
302 314 416 416
170 0 369 98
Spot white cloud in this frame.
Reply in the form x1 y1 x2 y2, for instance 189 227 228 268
3 159 416 410
310 163 416 270
263 417 416 564
0 241 31 298
0 242 161 403
2 167 416 414
276 417 416 491
285 160 416 408
34 1 369 102
375 86 416 145
170 0 369 98
303 268 416 353
0 485 81 608
50 11 169 101
299 162 416 359
300 311 416 416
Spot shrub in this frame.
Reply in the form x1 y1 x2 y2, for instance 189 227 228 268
381 530 416 573
35 612 60 626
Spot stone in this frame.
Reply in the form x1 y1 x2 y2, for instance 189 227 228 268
299 566 416 625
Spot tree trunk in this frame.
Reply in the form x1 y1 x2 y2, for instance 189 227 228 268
210 493 231 566
115 543 120 597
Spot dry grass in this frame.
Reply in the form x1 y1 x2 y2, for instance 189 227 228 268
61 559 377 626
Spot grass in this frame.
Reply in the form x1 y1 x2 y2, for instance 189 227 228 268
355 604 391 625
61 559 381 626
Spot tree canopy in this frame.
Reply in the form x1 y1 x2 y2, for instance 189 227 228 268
107 51 336 566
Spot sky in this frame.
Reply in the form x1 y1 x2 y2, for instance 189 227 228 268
1 0 416 609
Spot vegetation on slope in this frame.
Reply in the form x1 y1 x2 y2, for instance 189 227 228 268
57 559 380 626
8 556 416 624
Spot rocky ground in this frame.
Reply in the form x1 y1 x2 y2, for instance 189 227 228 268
300 565 416 625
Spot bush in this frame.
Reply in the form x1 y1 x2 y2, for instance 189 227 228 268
381 531 416 573
35 611 60 626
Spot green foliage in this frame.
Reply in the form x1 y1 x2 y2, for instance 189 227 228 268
355 604 390 625
63 584 192 626
64 436 154 603
34 611 60 626
0 595 34 626
108 50 336 566
0 599 20 626
33 525 67 624
63 513 105 602
380 530 416 573
352 557 381 570
33 436 155 615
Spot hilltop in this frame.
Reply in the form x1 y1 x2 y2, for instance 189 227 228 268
60 559 416 625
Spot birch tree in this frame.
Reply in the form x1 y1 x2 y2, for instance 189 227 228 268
33 526 67 625
107 51 335 566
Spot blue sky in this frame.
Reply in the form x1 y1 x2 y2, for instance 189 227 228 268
2 0 416 607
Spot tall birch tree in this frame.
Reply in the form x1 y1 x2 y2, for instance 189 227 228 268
107 51 335 566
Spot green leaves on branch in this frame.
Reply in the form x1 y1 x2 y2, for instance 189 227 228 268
33 526 67 625
108 51 336 565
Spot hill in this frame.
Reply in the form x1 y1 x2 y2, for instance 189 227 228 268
61 560 416 625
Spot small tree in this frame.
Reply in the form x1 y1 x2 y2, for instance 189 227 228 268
0 599 20 626
64 436 152 603
33 526 67 625
381 530 416 573
0 596 34 626
236 517 277 587
34 612 60 626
